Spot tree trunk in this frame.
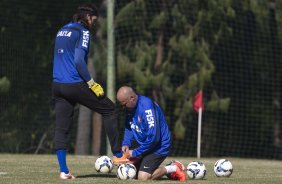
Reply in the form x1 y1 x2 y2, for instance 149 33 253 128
75 105 91 155
154 31 163 72
92 112 102 155
153 31 164 102
269 2 282 148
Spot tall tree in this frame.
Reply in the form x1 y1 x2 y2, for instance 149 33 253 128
112 0 232 156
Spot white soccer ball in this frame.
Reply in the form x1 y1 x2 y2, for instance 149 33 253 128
186 161 206 179
94 155 113 173
166 160 185 180
116 163 137 180
214 159 233 177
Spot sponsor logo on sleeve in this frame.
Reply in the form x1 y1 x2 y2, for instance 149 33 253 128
82 31 89 48
145 109 154 128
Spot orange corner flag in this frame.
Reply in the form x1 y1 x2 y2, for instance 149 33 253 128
193 90 204 112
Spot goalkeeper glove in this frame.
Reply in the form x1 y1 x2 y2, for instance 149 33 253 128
87 78 104 97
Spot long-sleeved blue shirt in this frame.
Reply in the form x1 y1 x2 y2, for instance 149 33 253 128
53 22 92 83
122 95 171 157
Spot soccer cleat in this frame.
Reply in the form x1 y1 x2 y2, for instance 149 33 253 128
59 172 75 180
173 161 187 182
113 154 131 165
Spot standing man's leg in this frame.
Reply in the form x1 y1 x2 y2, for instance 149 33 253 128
73 83 127 162
53 95 75 179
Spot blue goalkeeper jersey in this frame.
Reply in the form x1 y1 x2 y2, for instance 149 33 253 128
53 22 91 83
122 95 171 157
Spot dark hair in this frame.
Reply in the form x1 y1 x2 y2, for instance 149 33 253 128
73 3 98 27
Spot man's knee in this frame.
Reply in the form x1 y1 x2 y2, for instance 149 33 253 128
138 171 152 180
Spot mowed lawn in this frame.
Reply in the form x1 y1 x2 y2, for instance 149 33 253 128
0 154 282 184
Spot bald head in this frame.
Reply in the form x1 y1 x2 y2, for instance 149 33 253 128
117 86 138 109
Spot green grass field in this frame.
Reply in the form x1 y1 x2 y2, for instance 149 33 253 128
0 154 282 184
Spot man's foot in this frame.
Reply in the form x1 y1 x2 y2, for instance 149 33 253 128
59 172 75 180
113 154 130 165
173 161 187 182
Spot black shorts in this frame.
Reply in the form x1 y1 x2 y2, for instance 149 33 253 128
134 154 166 174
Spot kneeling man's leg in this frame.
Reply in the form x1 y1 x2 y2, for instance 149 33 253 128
137 154 166 180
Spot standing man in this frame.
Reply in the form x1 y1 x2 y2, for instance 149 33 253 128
52 3 127 180
117 86 186 181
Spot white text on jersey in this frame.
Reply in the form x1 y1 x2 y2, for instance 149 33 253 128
145 109 155 128
82 31 89 48
57 31 72 37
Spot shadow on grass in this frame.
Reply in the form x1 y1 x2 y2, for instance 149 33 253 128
76 173 117 178
76 174 171 181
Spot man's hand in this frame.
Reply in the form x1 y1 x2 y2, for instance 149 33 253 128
87 79 104 97
122 146 130 156
122 146 140 164
122 146 134 158
90 83 104 97
128 150 133 157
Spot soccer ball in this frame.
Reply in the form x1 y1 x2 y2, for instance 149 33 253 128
214 159 233 177
116 163 137 180
186 161 206 179
94 155 113 173
166 160 185 180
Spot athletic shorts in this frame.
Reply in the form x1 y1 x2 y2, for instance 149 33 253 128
134 153 166 174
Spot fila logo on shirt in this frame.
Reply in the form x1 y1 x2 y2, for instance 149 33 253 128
82 31 89 48
57 31 72 37
145 109 154 128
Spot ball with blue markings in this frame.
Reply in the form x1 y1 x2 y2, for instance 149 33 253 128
214 159 233 177
187 161 206 179
116 163 137 180
94 155 113 173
